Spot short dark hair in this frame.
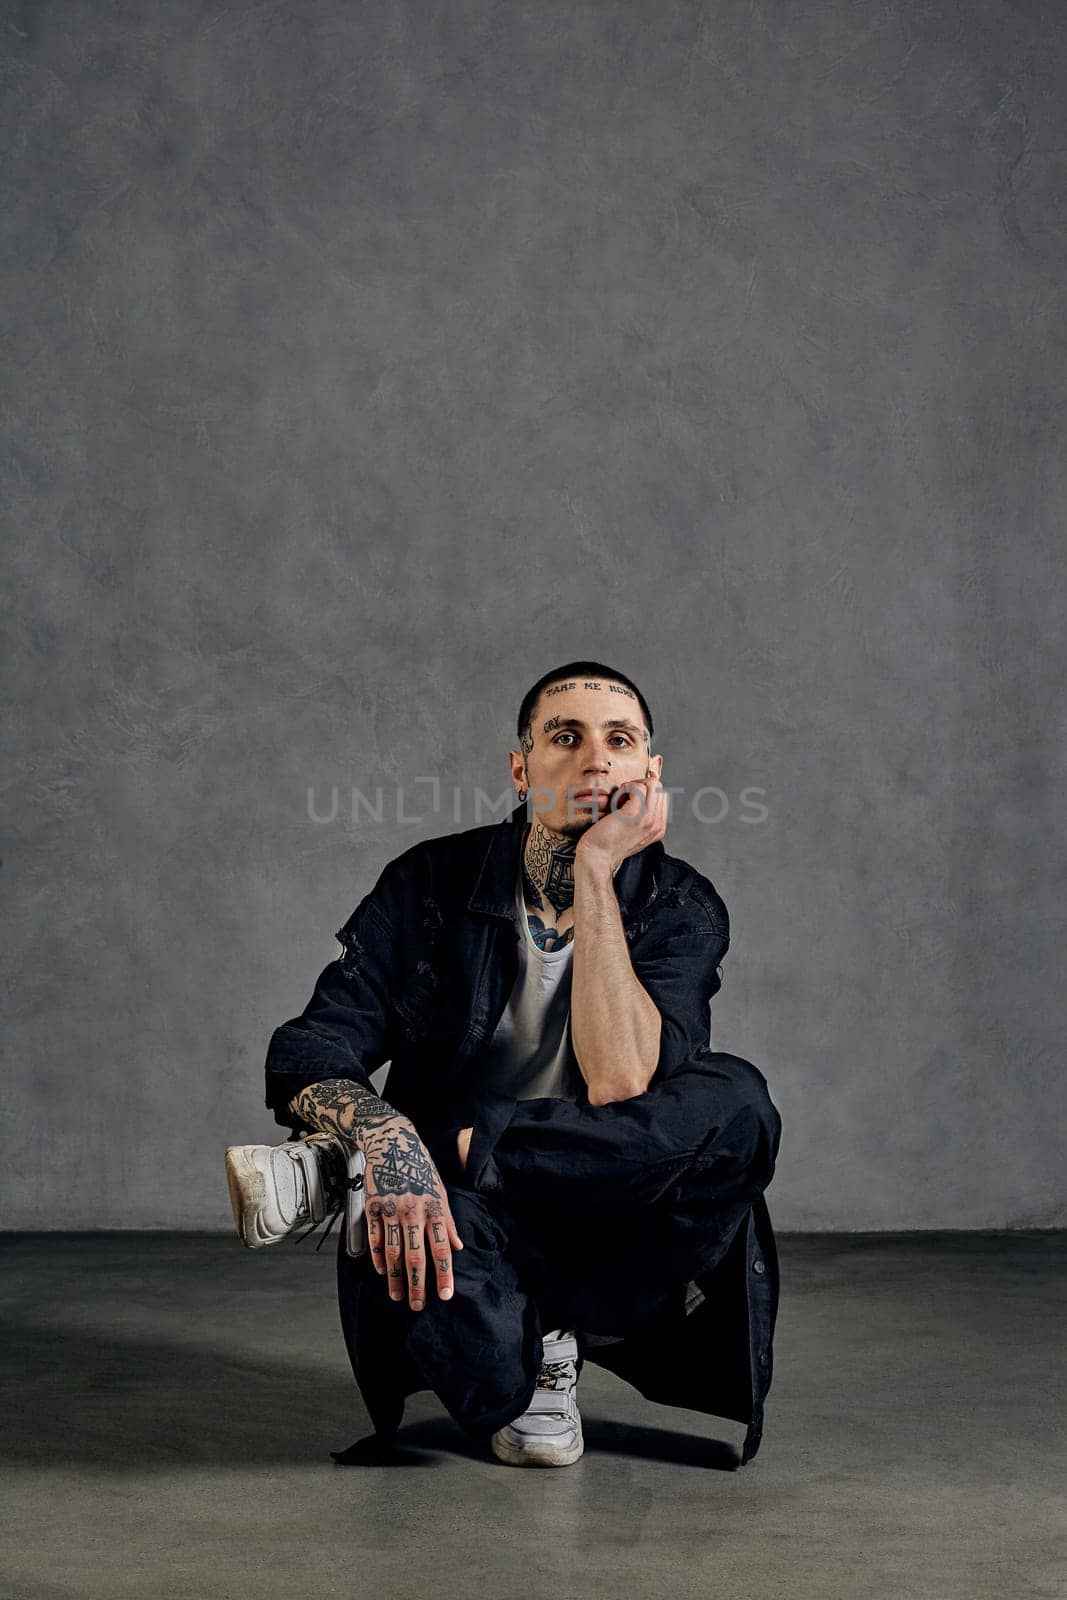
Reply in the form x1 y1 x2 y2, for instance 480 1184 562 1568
516 660 654 749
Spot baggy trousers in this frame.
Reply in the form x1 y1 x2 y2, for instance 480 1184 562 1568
336 1049 782 1444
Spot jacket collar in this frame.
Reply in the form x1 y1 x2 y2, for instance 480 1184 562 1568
466 800 664 923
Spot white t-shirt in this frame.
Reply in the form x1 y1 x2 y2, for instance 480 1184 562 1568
480 856 584 1102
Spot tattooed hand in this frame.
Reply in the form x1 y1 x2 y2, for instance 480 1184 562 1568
289 1079 464 1312
361 1116 466 1312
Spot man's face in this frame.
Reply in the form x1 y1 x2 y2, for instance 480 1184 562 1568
512 678 662 836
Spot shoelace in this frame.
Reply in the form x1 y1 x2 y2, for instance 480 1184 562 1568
531 1354 579 1420
292 1150 365 1254
294 1205 344 1252
535 1358 576 1391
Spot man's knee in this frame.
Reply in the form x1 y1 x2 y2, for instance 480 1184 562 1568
689 1052 782 1181
723 1053 780 1133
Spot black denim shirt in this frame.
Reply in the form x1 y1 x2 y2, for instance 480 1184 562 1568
264 800 781 1464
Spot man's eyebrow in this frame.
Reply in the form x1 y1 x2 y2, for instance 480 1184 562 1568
543 717 644 735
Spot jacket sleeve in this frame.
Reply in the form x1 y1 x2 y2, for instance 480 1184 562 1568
628 906 730 1084
263 861 405 1133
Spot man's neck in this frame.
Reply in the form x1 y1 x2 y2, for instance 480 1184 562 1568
520 818 617 919
521 819 576 919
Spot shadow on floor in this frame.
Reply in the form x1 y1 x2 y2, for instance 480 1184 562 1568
332 1414 738 1469
2 1317 739 1472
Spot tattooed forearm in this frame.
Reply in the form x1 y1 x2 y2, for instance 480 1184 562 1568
293 1073 465 1313
288 1078 404 1151
292 1081 449 1226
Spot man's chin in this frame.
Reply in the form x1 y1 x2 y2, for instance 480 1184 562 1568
547 813 599 837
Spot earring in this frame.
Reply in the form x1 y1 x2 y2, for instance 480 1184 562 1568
517 787 527 802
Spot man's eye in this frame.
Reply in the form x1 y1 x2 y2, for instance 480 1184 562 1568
552 733 633 747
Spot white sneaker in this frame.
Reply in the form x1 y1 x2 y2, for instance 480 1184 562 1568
490 1328 584 1467
224 1134 367 1257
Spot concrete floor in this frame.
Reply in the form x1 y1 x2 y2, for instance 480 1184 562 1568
1 1231 1063 1600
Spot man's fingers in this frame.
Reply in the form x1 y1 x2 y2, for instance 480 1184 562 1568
382 1208 405 1300
422 1207 454 1301
369 1185 463 1306
398 1206 425 1310
366 1201 387 1275
404 1204 461 1310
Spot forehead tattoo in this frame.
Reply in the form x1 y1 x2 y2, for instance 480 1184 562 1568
533 681 648 744
544 679 636 699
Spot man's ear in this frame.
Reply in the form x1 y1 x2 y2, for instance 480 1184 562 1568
650 753 664 782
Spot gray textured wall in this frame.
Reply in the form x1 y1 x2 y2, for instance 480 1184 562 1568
4 2 1065 1230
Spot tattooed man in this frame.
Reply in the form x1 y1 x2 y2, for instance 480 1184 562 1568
261 659 782 1467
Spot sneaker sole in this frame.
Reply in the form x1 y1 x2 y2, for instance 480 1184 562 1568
489 1421 584 1467
224 1146 278 1249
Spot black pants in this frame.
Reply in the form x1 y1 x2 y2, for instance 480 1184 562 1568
336 1050 781 1442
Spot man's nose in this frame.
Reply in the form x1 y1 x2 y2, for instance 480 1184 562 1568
583 751 612 775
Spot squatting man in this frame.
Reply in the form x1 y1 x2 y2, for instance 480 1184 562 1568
246 661 782 1467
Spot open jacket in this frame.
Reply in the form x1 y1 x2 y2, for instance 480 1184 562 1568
264 800 781 1465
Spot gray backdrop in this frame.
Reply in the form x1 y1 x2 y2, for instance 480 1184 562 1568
4 2 1064 1229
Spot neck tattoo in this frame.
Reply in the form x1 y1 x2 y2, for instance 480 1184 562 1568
522 819 576 916
521 820 576 951
519 817 623 951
